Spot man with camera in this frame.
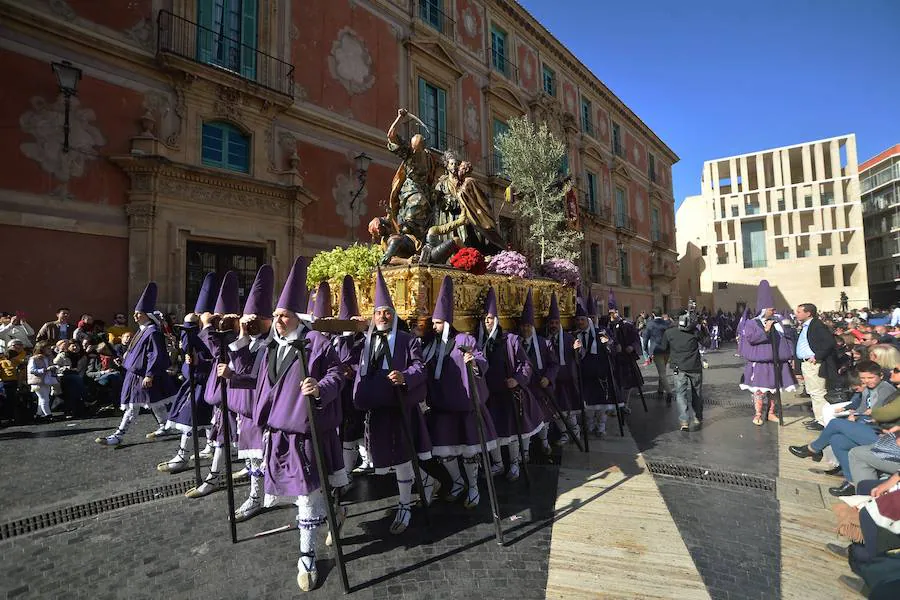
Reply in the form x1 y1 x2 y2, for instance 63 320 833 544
657 309 704 431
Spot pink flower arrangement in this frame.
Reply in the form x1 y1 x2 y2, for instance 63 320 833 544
487 250 532 279
540 258 581 288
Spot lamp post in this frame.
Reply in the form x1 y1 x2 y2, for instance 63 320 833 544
349 152 372 241
51 61 82 153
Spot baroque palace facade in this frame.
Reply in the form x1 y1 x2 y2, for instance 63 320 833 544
0 0 678 319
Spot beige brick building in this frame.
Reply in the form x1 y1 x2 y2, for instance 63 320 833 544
676 134 870 313
860 144 900 309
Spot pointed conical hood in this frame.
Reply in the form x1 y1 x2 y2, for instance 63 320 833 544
338 275 359 319
607 289 617 310
193 272 218 314
756 279 775 310
313 281 332 319
135 282 158 313
433 276 454 322
306 290 317 315
575 295 588 318
484 286 498 317
520 288 535 326
373 268 394 312
276 257 309 314
547 291 560 321
214 271 240 314
242 265 274 316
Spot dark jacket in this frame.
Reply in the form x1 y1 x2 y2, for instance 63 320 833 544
793 317 839 384
657 326 703 373
642 317 673 356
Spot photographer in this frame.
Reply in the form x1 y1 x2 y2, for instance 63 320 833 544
657 310 704 431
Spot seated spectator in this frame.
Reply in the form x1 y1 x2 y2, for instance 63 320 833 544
106 313 132 345
57 340 88 418
0 313 35 353
27 342 58 421
113 332 131 358
73 315 95 345
789 361 899 496
870 344 900 376
85 343 122 412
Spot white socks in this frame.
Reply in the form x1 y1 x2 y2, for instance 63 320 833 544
463 456 479 483
508 439 521 464
296 489 325 571
249 457 263 498
395 463 414 506
210 446 225 474
342 442 358 473
115 405 137 436
538 423 549 441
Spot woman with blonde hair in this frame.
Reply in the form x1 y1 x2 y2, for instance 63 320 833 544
27 341 58 421
868 344 900 373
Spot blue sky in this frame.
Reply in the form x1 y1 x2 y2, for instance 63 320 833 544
518 0 900 208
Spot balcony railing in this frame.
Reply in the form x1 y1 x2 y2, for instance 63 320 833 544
399 122 467 159
488 152 508 179
415 0 456 39
582 120 594 137
615 213 635 233
581 191 598 214
157 10 294 97
490 46 519 81
651 232 672 247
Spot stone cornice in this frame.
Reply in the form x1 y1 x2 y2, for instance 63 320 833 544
109 155 318 210
490 0 679 164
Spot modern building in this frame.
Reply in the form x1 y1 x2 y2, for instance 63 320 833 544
859 144 900 309
676 134 869 313
0 0 677 320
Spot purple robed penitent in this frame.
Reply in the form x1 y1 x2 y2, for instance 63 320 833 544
353 329 432 472
523 334 560 422
227 334 269 458
424 332 499 457
739 318 797 393
610 319 644 391
481 332 544 444
246 329 345 497
165 324 214 431
548 330 581 412
119 323 177 409
574 327 616 408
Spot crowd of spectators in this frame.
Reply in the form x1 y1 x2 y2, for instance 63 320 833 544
0 308 179 426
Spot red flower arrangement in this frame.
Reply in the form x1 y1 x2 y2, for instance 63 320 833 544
450 247 486 275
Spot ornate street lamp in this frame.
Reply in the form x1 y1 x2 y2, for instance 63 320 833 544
349 152 372 241
51 60 82 153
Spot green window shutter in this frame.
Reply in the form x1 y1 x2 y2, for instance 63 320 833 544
418 77 427 135
197 0 214 63
240 0 257 80
436 87 447 150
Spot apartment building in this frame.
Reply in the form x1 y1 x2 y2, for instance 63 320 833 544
676 135 869 312
860 144 900 308
0 0 677 318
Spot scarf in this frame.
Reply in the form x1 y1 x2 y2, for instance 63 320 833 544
359 315 398 377
423 325 452 380
524 331 543 370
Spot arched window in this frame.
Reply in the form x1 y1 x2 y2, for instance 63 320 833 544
201 121 250 173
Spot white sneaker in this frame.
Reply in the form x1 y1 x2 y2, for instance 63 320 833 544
94 434 122 447
234 495 263 522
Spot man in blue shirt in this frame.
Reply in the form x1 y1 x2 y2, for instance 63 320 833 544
795 303 838 431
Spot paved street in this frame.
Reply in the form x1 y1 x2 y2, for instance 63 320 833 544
0 345 856 599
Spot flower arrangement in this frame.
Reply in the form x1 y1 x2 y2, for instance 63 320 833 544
307 244 382 288
450 247 486 275
487 250 532 279
540 258 581 288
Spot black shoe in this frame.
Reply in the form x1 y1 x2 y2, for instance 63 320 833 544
805 421 825 431
788 445 823 461
829 481 856 497
825 543 849 559
837 575 867 597
824 466 843 477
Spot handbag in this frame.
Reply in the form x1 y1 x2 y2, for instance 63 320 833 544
871 432 900 462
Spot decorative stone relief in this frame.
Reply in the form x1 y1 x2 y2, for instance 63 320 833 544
158 178 287 213
213 86 243 121
142 90 174 141
463 7 478 37
522 51 534 81
632 146 640 163
125 18 154 51
598 118 608 136
19 95 106 189
328 28 375 95
635 190 645 221
125 202 155 230
464 98 479 142
332 172 367 229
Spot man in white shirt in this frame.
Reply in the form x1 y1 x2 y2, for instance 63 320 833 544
890 304 900 327
0 313 35 352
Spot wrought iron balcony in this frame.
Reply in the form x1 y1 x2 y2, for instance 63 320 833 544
651 232 672 248
615 213 635 234
490 46 519 81
157 10 294 97
488 152 509 180
415 0 456 39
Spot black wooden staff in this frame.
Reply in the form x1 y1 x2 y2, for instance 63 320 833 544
537 388 585 452
459 346 504 545
290 338 350 594
628 357 649 413
381 336 431 525
572 349 589 452
502 342 531 487
599 332 626 437
173 324 203 487
210 329 238 545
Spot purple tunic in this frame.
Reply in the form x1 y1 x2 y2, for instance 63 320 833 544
335 333 366 443
424 332 498 457
523 335 560 422
248 329 345 497
201 327 236 407
165 325 214 431
610 320 644 391
548 331 582 412
119 323 176 408
352 329 432 471
226 334 268 456
481 332 544 444
574 328 616 408
739 318 798 392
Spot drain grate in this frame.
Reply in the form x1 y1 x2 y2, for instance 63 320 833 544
0 479 194 541
645 461 776 492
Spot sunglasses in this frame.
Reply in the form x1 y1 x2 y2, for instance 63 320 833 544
893 367 900 374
